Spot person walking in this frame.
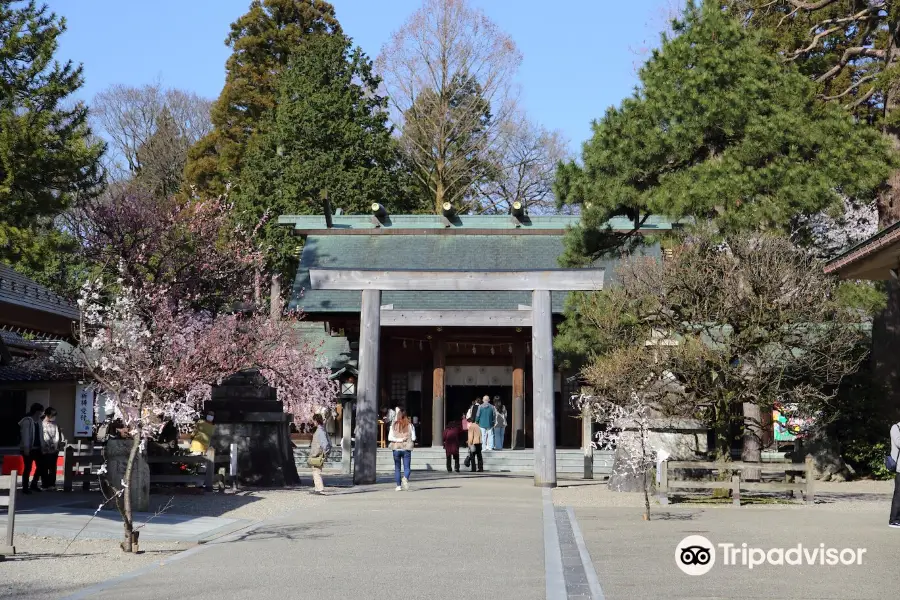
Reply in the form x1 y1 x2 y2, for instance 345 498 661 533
466 413 483 472
39 407 66 490
308 413 331 495
476 395 496 452
442 420 462 473
493 397 507 451
889 420 900 528
18 403 44 494
388 408 416 491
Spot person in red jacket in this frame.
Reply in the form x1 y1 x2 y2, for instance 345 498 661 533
442 420 462 473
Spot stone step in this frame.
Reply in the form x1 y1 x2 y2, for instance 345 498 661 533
294 448 615 475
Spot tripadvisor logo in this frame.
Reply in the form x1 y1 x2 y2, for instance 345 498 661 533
675 536 867 575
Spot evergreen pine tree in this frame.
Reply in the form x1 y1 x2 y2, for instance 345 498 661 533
555 0 896 265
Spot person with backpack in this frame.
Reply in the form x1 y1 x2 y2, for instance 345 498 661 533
17 403 44 494
889 421 900 528
39 407 66 490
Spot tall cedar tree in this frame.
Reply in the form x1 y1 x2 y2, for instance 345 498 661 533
184 0 339 196
0 0 104 292
235 33 419 283
554 0 896 267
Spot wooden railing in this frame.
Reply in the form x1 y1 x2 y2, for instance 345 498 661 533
64 445 234 492
1 470 16 556
146 449 232 490
63 443 104 492
659 457 814 506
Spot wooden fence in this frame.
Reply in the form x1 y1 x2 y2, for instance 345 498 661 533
63 443 104 492
659 457 814 506
1 470 16 557
64 445 233 492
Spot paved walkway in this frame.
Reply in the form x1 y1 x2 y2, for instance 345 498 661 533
14 473 898 600
0 493 251 543
65 475 557 600
576 504 900 599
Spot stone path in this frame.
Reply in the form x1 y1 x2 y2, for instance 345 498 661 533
0 497 250 543
64 475 553 600
9 472 897 600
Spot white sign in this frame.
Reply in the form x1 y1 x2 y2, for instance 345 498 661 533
74 385 95 438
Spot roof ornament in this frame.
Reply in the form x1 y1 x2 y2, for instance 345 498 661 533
371 203 388 226
322 191 333 228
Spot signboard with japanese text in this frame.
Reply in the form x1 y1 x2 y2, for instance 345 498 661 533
74 384 95 438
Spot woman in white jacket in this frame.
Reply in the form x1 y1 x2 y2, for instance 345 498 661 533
40 407 66 489
388 408 416 491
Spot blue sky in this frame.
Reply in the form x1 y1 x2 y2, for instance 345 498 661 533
49 0 677 154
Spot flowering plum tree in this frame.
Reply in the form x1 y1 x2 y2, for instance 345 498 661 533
66 187 335 552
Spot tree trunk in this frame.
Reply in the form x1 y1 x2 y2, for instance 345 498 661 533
641 427 651 521
434 178 445 215
120 432 141 553
874 23 900 416
254 268 263 309
714 397 731 461
269 274 281 319
741 402 761 481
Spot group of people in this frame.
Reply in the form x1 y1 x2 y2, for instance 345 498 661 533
442 395 508 474
304 396 508 495
16 402 66 494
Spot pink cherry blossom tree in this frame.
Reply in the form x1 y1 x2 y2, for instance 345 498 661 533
66 187 335 552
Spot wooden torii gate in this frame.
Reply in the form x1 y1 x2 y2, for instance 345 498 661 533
308 268 605 487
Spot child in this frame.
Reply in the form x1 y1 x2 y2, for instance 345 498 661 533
442 420 462 473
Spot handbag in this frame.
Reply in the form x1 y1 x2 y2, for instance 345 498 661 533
886 423 900 471
307 434 325 469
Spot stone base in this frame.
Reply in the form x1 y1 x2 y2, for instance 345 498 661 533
211 419 299 487
103 439 150 512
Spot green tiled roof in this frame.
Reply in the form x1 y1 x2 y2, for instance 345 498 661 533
290 234 660 314
278 213 679 233
294 321 356 371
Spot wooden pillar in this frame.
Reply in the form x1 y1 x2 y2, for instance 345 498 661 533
341 400 352 475
432 340 446 447
354 289 381 485
532 289 556 487
512 342 525 449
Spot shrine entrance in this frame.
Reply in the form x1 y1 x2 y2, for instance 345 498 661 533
308 268 606 488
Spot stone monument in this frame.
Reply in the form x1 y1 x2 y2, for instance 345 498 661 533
102 439 150 512
206 371 300 487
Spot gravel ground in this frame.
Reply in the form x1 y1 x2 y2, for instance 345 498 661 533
552 478 895 512
0 485 327 599
147 486 326 521
0 534 183 600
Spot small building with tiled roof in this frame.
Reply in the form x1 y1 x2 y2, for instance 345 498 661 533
824 220 900 280
280 209 675 449
0 264 81 448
